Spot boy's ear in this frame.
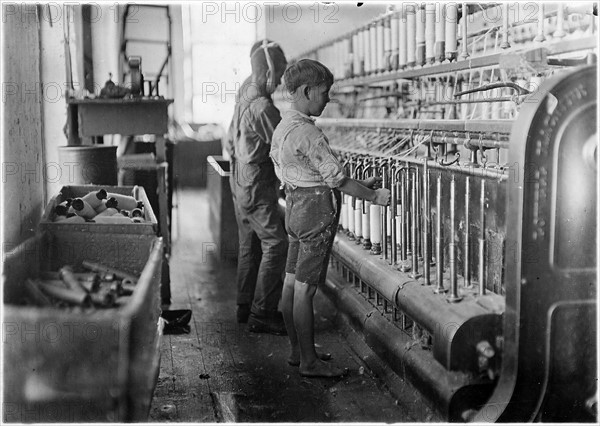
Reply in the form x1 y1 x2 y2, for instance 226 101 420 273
303 85 310 100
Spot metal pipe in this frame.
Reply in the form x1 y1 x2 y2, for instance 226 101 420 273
418 166 424 261
423 160 431 285
447 175 462 302
479 179 486 296
399 168 410 271
464 176 472 288
410 169 422 279
434 173 447 293
381 161 388 259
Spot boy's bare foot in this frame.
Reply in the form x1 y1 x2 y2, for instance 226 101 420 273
287 351 332 366
299 359 346 378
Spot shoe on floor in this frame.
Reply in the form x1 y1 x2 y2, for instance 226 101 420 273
237 304 251 323
248 313 287 336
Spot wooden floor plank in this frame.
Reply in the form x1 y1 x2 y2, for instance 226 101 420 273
149 189 427 423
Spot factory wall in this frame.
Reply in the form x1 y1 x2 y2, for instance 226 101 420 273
3 4 45 248
264 3 387 59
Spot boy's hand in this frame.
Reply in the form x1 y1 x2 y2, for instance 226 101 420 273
363 176 382 189
372 188 391 206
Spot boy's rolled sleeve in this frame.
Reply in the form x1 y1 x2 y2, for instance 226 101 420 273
307 134 347 188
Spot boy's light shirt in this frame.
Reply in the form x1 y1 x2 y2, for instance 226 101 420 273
271 109 346 189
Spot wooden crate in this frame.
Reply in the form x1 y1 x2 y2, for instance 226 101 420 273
2 231 164 422
39 185 157 273
206 156 238 261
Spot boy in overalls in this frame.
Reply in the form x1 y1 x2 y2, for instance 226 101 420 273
226 40 288 335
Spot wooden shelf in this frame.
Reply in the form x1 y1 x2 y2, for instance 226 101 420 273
68 98 173 139
67 97 173 105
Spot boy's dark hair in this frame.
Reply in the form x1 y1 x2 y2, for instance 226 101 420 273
283 59 334 94
250 40 287 94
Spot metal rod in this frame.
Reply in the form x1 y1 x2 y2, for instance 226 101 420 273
416 166 422 261
361 164 372 250
390 162 398 265
410 169 421 279
464 176 472 288
318 117 513 135
447 175 462 302
381 161 388 260
330 148 509 180
479 179 486 296
434 173 446 293
399 168 410 271
423 160 431 285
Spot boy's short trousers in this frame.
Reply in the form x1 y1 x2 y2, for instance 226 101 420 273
285 185 342 286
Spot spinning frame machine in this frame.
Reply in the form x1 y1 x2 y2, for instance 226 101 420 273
287 3 598 421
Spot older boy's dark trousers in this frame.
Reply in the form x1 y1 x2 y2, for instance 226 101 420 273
229 165 287 317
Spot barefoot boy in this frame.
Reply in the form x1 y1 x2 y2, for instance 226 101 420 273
270 59 391 377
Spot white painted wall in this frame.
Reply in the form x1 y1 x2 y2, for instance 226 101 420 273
263 3 387 59
3 4 45 246
91 4 120 90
